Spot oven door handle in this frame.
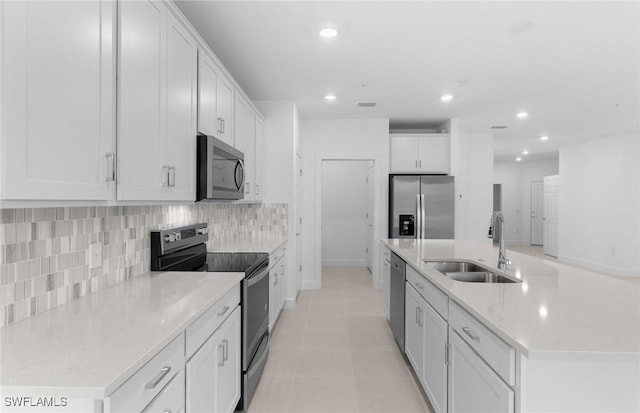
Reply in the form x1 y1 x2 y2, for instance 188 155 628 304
245 265 269 287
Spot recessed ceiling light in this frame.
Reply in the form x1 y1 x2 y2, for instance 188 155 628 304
324 94 336 101
516 157 522 162
522 149 529 155
319 28 338 39
516 112 528 119
539 135 549 141
440 94 454 102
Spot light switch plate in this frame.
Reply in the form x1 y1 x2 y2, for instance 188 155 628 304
89 243 102 269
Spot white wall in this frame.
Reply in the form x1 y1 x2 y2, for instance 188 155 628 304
559 132 640 276
301 118 390 289
494 159 560 245
453 130 494 241
321 160 370 266
254 100 301 304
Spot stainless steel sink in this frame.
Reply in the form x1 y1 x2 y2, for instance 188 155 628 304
424 260 521 284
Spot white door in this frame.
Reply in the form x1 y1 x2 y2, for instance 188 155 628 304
543 175 560 257
448 331 514 413
1 0 116 200
217 73 235 146
366 163 375 272
422 302 448 413
197 51 218 137
296 154 303 294
117 0 166 200
405 284 424 378
530 181 544 245
186 325 223 412
165 12 197 201
216 308 241 413
417 135 448 174
390 136 418 172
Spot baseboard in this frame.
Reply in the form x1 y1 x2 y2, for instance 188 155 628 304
558 255 640 277
321 259 367 267
284 298 296 309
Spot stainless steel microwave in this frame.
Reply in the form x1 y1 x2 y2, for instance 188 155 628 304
197 135 245 201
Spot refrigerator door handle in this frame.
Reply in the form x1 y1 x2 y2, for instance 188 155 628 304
416 194 421 239
421 193 426 239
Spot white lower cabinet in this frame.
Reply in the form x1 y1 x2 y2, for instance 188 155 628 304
405 284 425 376
380 244 391 319
448 330 514 413
269 246 287 331
186 306 241 413
142 370 185 413
421 298 448 413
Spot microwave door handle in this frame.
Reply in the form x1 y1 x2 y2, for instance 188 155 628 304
235 160 245 190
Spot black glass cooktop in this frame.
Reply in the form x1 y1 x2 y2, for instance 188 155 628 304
205 252 269 274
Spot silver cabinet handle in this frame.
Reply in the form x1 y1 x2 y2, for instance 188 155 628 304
415 307 419 324
163 410 172 413
415 282 424 290
245 182 251 195
419 159 422 168
255 184 260 195
168 166 176 187
221 118 225 134
223 339 229 362
105 153 116 182
145 366 171 389
462 327 480 341
218 343 225 367
217 117 223 134
217 305 230 317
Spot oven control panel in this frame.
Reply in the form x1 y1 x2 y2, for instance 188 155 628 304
151 223 209 256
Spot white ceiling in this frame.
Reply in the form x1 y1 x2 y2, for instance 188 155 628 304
175 1 639 162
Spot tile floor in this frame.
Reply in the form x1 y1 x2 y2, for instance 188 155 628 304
249 267 432 413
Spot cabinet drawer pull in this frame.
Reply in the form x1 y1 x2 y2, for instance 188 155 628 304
217 305 230 317
168 166 176 187
145 366 171 389
105 153 116 182
415 282 424 290
462 327 480 341
223 339 229 362
218 343 225 367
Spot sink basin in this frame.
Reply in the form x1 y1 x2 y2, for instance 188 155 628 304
424 260 521 284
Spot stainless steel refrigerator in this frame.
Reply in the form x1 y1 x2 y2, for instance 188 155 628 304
389 175 455 239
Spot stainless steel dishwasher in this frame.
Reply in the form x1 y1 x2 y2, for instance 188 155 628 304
389 252 406 351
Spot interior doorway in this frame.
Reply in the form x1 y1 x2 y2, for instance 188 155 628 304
543 175 560 257
321 160 374 268
530 181 544 245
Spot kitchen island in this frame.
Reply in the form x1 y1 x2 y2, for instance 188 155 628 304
383 238 640 413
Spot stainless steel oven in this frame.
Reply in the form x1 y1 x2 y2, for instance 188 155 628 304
197 135 245 201
151 224 270 411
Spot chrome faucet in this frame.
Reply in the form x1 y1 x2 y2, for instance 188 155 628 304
488 210 511 270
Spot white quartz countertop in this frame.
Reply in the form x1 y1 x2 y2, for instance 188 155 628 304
209 236 287 254
0 271 244 399
383 239 640 359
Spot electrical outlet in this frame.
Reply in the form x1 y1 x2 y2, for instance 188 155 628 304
89 243 102 269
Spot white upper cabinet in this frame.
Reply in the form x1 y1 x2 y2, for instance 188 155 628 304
235 93 257 201
197 51 235 147
254 115 264 201
0 0 116 200
390 134 449 174
117 0 197 201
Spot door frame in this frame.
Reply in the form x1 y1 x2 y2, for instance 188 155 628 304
315 154 378 288
530 180 544 246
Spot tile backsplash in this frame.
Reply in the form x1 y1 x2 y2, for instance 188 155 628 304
0 203 287 327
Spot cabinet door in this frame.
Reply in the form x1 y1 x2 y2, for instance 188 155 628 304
380 246 391 320
422 302 448 413
164 12 197 201
278 256 287 313
216 307 241 413
1 1 116 200
197 51 218 136
142 370 185 413
390 136 418 172
448 330 514 413
254 116 265 202
217 73 235 146
405 284 424 377
417 135 448 174
117 0 166 200
269 267 278 331
186 307 240 413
